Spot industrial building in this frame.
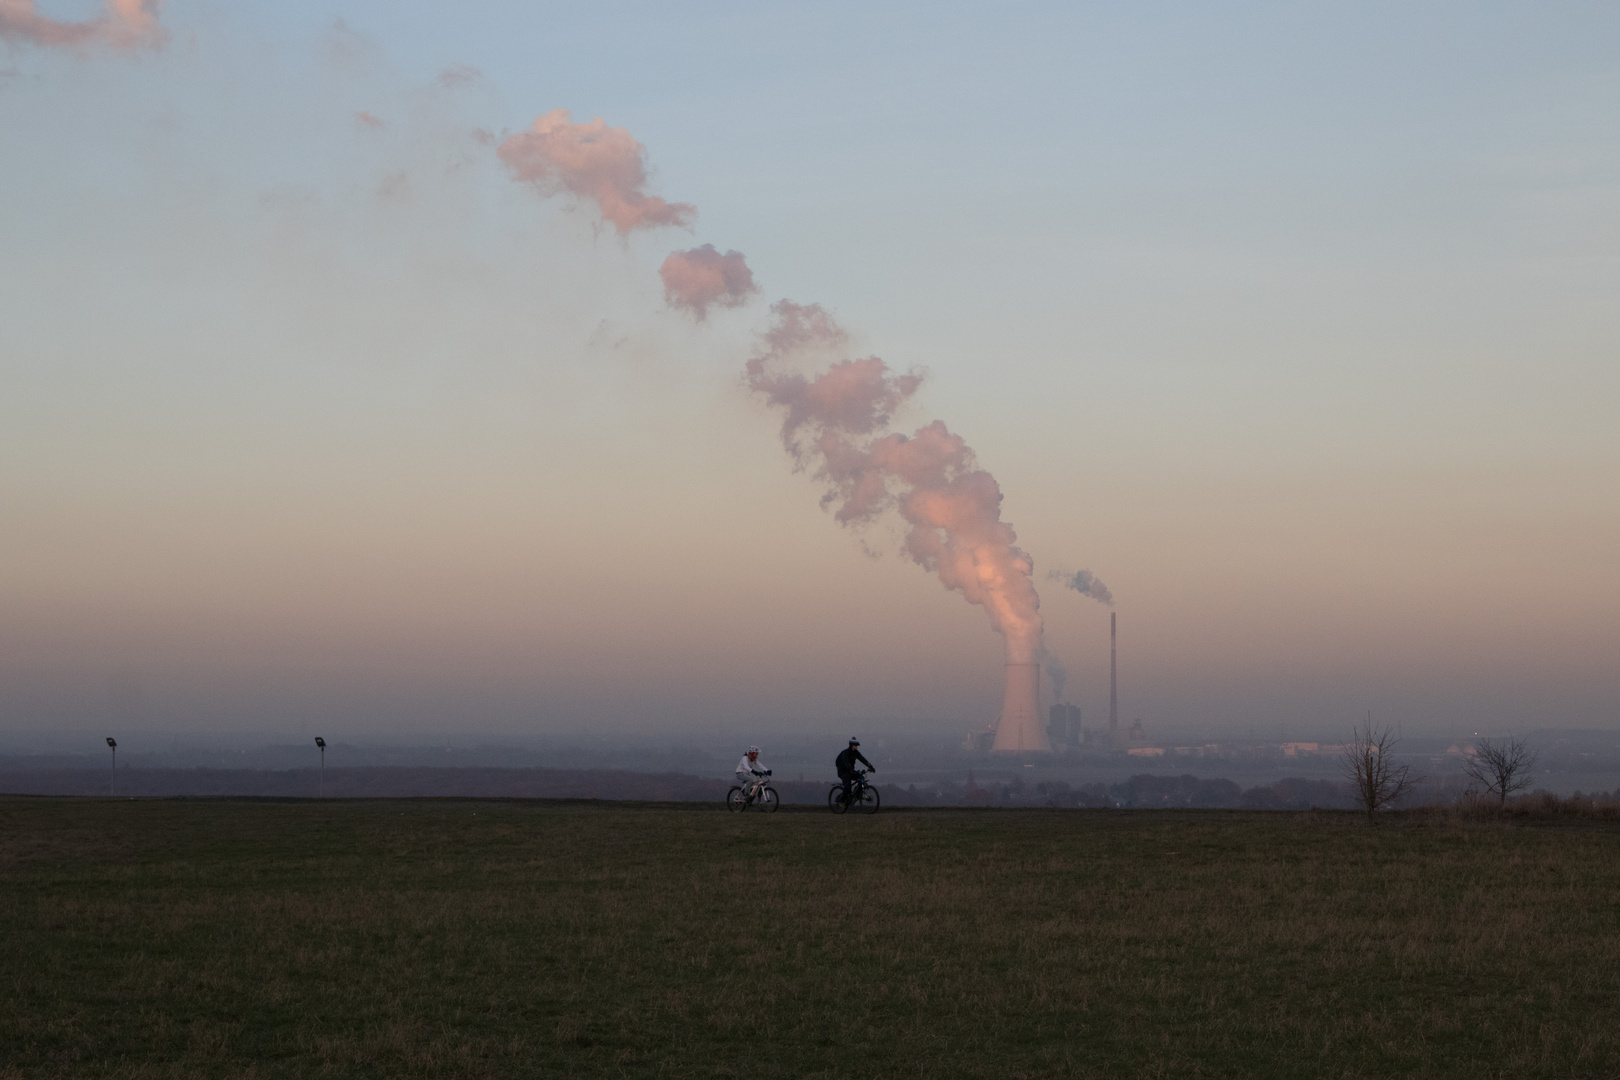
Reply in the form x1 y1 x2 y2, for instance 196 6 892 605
1047 704 1083 752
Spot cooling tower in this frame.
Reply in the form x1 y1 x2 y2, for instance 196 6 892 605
991 662 1051 753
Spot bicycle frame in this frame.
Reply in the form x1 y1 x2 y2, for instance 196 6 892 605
830 770 879 813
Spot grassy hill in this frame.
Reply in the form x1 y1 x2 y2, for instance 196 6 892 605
2 797 1616 1078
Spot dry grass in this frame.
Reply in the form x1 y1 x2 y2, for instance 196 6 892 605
2 797 1617 1078
1434 791 1620 823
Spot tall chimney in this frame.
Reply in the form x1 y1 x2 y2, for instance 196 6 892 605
991 662 1051 753
1109 612 1118 747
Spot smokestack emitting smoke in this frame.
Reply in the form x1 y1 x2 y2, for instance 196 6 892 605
1109 611 1118 742
0 0 163 50
1048 567 1113 606
499 108 1072 750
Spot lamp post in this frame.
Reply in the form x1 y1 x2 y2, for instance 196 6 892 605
314 737 325 797
106 737 117 796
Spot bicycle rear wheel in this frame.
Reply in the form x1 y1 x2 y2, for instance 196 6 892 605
726 786 747 812
759 787 779 813
858 784 880 814
828 785 848 814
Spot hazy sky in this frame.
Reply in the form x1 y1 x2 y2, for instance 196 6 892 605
3 1 1617 742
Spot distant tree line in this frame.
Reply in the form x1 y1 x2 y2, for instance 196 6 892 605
880 774 1356 810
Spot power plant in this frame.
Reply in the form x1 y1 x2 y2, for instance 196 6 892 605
991 662 1050 752
973 612 1118 754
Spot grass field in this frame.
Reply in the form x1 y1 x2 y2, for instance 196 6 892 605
3 797 1618 1079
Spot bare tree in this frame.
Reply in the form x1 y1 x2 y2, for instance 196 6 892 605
1462 736 1538 808
1341 726 1419 825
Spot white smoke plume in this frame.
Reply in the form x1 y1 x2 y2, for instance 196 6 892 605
660 244 758 319
497 108 696 235
747 301 1044 664
489 107 1057 686
0 0 163 51
1048 568 1113 606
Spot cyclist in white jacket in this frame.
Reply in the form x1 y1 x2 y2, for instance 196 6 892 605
735 746 770 800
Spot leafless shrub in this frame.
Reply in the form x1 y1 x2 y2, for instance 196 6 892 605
1462 736 1538 808
1340 726 1419 825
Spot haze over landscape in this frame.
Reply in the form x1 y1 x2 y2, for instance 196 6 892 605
3 1 1618 752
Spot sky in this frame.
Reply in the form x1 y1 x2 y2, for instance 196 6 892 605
2 1 1617 744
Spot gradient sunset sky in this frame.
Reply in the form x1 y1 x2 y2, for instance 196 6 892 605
3 1 1616 741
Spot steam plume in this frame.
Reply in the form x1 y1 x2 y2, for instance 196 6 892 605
660 245 758 319
0 0 163 51
748 301 1044 663
490 103 1061 724
498 109 696 235
1048 568 1113 606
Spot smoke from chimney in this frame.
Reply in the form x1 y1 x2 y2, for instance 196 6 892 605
1109 611 1118 743
1047 567 1113 606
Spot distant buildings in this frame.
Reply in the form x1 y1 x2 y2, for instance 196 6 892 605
1041 705 1154 753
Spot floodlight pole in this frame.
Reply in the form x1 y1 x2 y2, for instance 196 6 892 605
315 737 326 798
106 737 117 796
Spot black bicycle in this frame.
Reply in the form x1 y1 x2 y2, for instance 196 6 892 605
727 771 779 813
828 770 880 814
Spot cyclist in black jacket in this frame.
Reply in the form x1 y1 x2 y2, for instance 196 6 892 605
835 737 875 807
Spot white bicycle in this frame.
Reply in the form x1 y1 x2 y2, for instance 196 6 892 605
726 772 779 813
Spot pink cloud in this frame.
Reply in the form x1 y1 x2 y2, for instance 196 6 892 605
745 302 919 460
497 108 695 235
0 0 163 51
659 245 758 319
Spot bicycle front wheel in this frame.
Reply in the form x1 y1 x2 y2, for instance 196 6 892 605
858 784 880 814
828 785 848 814
759 787 779 813
726 786 747 812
